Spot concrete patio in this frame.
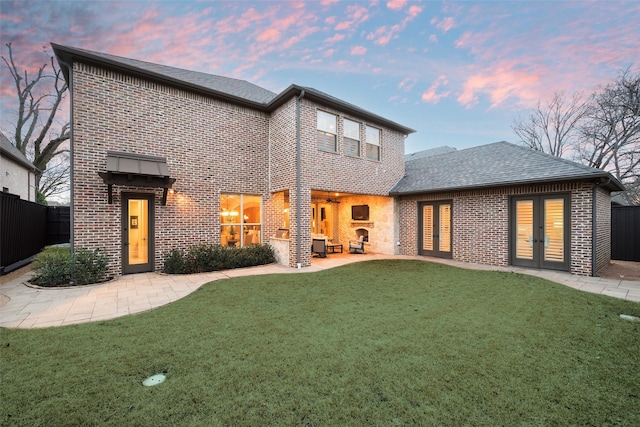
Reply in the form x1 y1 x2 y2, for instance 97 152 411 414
1 254 639 329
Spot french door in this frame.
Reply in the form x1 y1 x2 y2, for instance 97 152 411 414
511 194 570 271
122 193 154 274
419 201 452 259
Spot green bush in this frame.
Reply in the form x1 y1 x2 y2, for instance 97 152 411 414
163 248 187 274
163 244 275 274
31 246 109 287
71 248 109 285
32 246 71 286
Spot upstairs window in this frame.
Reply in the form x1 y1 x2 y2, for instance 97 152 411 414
317 111 337 152
366 125 381 161
343 118 361 157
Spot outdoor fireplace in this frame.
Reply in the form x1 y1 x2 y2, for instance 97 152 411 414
355 228 369 242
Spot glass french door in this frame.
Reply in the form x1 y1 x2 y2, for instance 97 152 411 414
511 195 569 271
419 201 452 259
122 193 154 274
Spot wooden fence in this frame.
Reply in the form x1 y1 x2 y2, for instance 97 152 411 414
0 192 70 274
611 206 640 262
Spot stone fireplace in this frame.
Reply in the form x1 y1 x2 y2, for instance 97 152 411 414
355 228 369 242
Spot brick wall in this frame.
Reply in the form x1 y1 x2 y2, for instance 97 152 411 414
595 186 611 274
72 63 270 277
397 181 609 276
267 96 406 267
72 63 408 273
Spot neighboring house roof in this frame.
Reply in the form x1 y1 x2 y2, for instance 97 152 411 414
0 131 38 171
51 43 415 135
391 141 624 195
405 146 457 161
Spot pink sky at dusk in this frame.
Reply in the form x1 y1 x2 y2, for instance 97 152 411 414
1 0 638 154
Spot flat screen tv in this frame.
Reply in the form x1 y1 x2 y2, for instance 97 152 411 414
351 205 370 221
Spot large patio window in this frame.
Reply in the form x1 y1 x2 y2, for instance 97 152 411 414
343 118 361 157
317 110 337 152
220 194 261 247
366 125 381 160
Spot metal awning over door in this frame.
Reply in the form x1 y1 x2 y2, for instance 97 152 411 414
98 151 176 205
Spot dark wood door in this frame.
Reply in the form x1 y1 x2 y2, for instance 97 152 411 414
419 201 452 259
122 193 154 274
511 195 570 271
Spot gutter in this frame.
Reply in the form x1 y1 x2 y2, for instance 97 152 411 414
54 49 75 254
295 90 305 268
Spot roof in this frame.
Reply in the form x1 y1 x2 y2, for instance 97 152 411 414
52 44 277 106
391 141 624 195
104 151 171 177
51 44 415 135
405 146 457 161
0 131 38 171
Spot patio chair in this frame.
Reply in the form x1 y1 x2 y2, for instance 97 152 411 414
312 238 327 258
349 235 365 254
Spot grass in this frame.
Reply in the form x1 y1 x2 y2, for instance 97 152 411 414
1 260 639 426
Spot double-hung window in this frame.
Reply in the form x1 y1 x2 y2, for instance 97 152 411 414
317 111 337 152
220 194 262 247
343 118 361 157
366 125 381 160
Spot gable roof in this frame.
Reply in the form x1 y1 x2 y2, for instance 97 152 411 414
0 132 38 171
391 141 624 195
51 44 415 135
52 44 277 106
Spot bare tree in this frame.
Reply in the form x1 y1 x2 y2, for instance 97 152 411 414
513 70 640 204
576 68 640 204
2 42 70 200
512 91 588 157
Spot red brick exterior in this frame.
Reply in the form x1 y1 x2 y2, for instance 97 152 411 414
397 182 612 276
69 60 612 278
70 62 406 274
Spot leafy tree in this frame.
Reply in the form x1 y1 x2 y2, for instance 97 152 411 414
1 42 70 199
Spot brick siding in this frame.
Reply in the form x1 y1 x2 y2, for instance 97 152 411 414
397 182 608 277
71 62 407 273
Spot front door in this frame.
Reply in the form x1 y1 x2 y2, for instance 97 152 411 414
511 194 570 271
419 201 452 259
122 193 154 274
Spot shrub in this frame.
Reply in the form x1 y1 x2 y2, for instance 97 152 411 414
71 248 109 285
163 248 187 274
31 246 109 286
163 244 275 274
32 246 71 286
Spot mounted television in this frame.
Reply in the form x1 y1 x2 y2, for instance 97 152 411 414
351 205 370 221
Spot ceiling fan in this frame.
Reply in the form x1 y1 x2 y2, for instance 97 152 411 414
325 192 341 203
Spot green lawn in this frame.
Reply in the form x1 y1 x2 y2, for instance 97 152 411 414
1 260 639 426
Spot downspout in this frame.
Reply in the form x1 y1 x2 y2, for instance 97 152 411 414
295 90 305 268
591 177 610 277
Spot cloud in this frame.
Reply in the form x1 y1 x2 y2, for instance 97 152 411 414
334 4 369 31
421 75 451 104
431 16 455 32
457 64 539 109
350 46 367 55
398 77 417 91
387 0 407 11
324 33 345 43
366 4 422 45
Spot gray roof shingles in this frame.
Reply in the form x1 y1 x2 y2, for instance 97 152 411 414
0 132 38 171
391 141 623 194
51 44 415 135
53 44 277 105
